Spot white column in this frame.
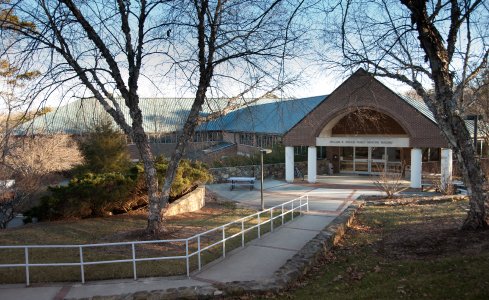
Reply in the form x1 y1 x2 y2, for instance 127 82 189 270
441 148 453 190
307 146 317 183
285 146 294 183
410 148 422 188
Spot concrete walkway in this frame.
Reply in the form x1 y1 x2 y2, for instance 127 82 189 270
0 177 380 300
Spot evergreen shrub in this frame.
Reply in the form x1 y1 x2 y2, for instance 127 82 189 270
25 157 212 221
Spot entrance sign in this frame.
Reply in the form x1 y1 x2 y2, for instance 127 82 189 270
316 137 410 147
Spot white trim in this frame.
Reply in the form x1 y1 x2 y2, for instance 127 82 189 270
316 136 409 147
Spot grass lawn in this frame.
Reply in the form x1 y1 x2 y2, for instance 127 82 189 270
284 199 489 299
0 199 299 284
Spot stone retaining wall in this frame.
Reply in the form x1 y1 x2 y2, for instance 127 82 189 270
209 160 330 183
163 186 205 217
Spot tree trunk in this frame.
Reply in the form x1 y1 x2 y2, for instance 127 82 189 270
142 151 160 235
430 96 488 230
451 119 489 230
400 0 489 230
148 0 215 235
157 86 209 229
130 124 160 235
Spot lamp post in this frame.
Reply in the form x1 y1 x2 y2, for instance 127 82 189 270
260 148 272 211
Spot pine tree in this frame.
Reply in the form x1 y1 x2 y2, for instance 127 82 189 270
78 120 130 174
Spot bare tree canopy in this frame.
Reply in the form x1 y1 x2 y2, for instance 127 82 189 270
324 0 489 229
0 0 307 234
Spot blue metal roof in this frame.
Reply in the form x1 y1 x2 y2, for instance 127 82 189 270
21 96 326 135
199 95 326 134
19 97 232 135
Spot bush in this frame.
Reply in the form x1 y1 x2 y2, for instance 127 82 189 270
372 167 408 198
26 172 137 220
132 157 213 199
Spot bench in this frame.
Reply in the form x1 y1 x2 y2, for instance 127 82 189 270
227 177 256 190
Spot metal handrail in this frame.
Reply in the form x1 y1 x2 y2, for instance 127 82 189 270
0 195 309 286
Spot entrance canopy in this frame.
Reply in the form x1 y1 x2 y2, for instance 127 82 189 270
283 69 448 148
282 69 454 188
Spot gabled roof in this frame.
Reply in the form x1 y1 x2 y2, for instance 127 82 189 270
199 95 326 134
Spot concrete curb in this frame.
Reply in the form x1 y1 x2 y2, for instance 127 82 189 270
66 201 363 299
364 195 466 206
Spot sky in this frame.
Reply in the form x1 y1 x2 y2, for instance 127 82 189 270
0 66 413 113
0 0 429 112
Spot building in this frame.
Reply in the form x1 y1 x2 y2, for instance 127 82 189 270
282 69 482 188
23 69 483 188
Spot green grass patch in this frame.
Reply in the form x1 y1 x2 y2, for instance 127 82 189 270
0 201 303 284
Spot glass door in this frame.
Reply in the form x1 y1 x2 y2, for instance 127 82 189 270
339 147 391 174
355 147 369 173
370 147 386 173
386 147 402 173
340 147 354 172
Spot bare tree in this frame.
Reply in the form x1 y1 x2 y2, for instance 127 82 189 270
1 1 306 234
0 134 82 228
325 0 489 229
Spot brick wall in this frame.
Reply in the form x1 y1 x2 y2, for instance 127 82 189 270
237 144 262 156
128 141 219 160
209 159 331 182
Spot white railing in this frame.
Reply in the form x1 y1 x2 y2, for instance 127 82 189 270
0 195 309 286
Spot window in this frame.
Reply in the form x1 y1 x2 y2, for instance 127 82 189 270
317 146 327 159
476 140 487 157
208 131 223 141
340 147 353 160
193 131 223 142
147 132 177 144
256 134 280 148
193 132 203 142
239 133 254 146
294 146 308 155
422 148 440 161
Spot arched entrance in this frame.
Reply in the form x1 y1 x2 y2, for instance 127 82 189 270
317 108 410 175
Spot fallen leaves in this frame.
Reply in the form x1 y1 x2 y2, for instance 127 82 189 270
346 265 365 281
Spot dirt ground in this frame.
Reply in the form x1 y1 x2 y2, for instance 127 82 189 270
377 211 489 260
